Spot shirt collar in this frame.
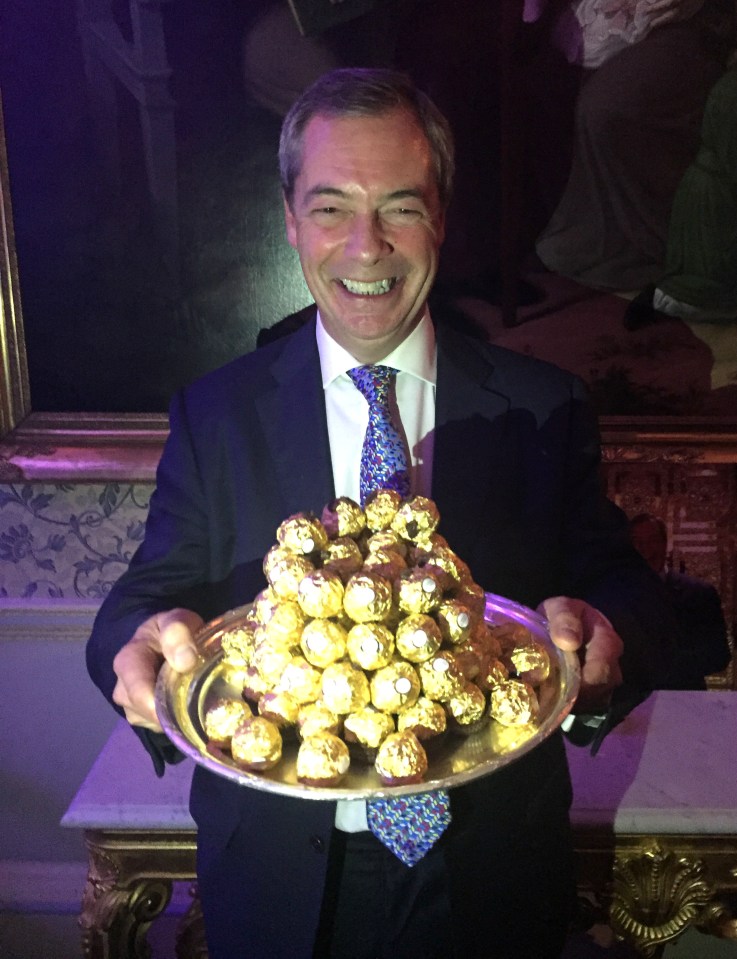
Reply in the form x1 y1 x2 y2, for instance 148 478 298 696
316 311 437 388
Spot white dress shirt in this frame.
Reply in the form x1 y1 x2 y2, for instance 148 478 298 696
315 311 437 831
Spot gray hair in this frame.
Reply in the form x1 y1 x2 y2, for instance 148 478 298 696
279 68 455 210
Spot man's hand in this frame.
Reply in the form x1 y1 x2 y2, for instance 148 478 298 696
112 608 204 732
647 0 707 30
539 596 623 713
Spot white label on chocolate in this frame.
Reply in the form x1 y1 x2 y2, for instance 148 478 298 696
433 658 450 673
361 637 381 655
302 538 315 554
394 677 412 694
306 634 327 652
421 577 436 593
458 612 470 628
354 585 376 604
412 630 428 648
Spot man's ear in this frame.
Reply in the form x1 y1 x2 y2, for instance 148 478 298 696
283 193 298 249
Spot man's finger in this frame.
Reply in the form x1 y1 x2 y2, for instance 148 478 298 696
539 596 585 651
159 610 203 672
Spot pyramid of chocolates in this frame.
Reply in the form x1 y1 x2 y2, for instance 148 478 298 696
204 493 550 787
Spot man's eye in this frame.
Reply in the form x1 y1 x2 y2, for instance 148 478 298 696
385 207 422 221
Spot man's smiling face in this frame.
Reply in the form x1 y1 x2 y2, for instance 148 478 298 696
284 108 445 364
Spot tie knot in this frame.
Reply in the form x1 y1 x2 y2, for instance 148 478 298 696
347 365 398 407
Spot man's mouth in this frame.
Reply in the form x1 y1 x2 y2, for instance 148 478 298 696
339 278 397 296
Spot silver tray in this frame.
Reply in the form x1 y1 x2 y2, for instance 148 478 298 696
155 592 580 799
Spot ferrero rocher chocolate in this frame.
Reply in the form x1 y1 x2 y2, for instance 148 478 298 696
251 641 295 685
343 571 393 622
394 614 442 663
297 732 350 786
344 705 395 750
220 622 258 667
297 701 342 739
320 536 364 581
364 488 403 531
505 638 551 685
434 600 474 644
321 497 366 539
446 681 488 732
297 568 345 619
397 696 447 740
418 652 464 701
321 661 371 715
362 547 407 581
276 512 328 554
346 622 395 671
257 600 306 645
375 730 428 785
366 529 408 558
266 553 315 600
390 495 440 542
300 618 347 668
489 679 540 726
231 716 282 770
395 568 444 614
370 661 421 713
258 690 300 727
275 656 323 704
204 697 251 746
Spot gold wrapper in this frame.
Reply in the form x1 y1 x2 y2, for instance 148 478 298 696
258 690 300 727
242 666 271 703
366 529 408 558
276 512 328 554
300 619 347 668
251 642 295 685
321 497 366 539
364 488 403 531
394 613 442 663
343 571 393 623
220 621 258 667
320 536 364 581
477 657 509 691
257 600 306 645
375 731 428 784
395 568 444 614
204 697 251 746
418 652 464 701
266 553 315 601
362 547 407 581
231 716 283 770
446 681 487 727
297 701 342 739
434 599 474 645
251 585 281 624
276 656 323 704
297 568 345 619
346 622 395 671
489 680 540 726
321 662 371 715
505 640 551 685
370 661 421 713
397 696 447 739
390 495 440 542
296 732 350 785
344 705 395 749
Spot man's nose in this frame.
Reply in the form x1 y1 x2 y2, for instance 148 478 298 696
345 213 391 261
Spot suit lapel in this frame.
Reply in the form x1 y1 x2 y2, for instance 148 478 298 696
432 323 515 559
255 317 335 516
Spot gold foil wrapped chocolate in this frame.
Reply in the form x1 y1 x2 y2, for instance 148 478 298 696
418 652 464 701
321 661 371 715
364 488 403 531
266 553 315 600
397 696 447 740
220 622 258 667
390 495 440 542
321 497 366 539
343 571 393 623
297 701 342 739
257 690 300 727
231 716 282 770
505 638 551 685
394 613 442 663
344 705 395 750
446 681 488 731
395 568 444 615
346 622 395 671
275 656 323 704
489 679 540 726
370 661 421 713
375 730 428 785
276 512 328 554
204 697 251 746
297 568 345 619
299 618 347 668
296 732 350 785
320 536 364 581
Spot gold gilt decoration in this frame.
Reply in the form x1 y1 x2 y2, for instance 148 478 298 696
610 841 714 956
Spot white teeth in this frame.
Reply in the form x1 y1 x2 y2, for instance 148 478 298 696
340 278 395 296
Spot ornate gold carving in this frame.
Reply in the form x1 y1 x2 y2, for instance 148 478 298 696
610 841 715 956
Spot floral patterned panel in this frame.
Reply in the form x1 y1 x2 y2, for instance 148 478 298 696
0 483 153 600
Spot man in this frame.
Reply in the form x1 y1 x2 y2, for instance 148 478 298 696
87 68 678 959
629 512 731 688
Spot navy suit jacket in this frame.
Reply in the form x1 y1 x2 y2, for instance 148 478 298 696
87 313 678 957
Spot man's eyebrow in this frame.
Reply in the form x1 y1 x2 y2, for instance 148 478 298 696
302 186 429 204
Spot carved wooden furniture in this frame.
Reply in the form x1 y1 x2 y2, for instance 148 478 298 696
62 692 737 958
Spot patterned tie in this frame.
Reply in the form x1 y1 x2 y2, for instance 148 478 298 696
348 364 451 867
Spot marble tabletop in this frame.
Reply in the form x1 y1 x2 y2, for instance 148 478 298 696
61 691 737 835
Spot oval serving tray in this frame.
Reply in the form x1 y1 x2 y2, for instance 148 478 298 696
155 592 580 800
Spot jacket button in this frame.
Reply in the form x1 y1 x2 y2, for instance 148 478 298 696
310 834 325 853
